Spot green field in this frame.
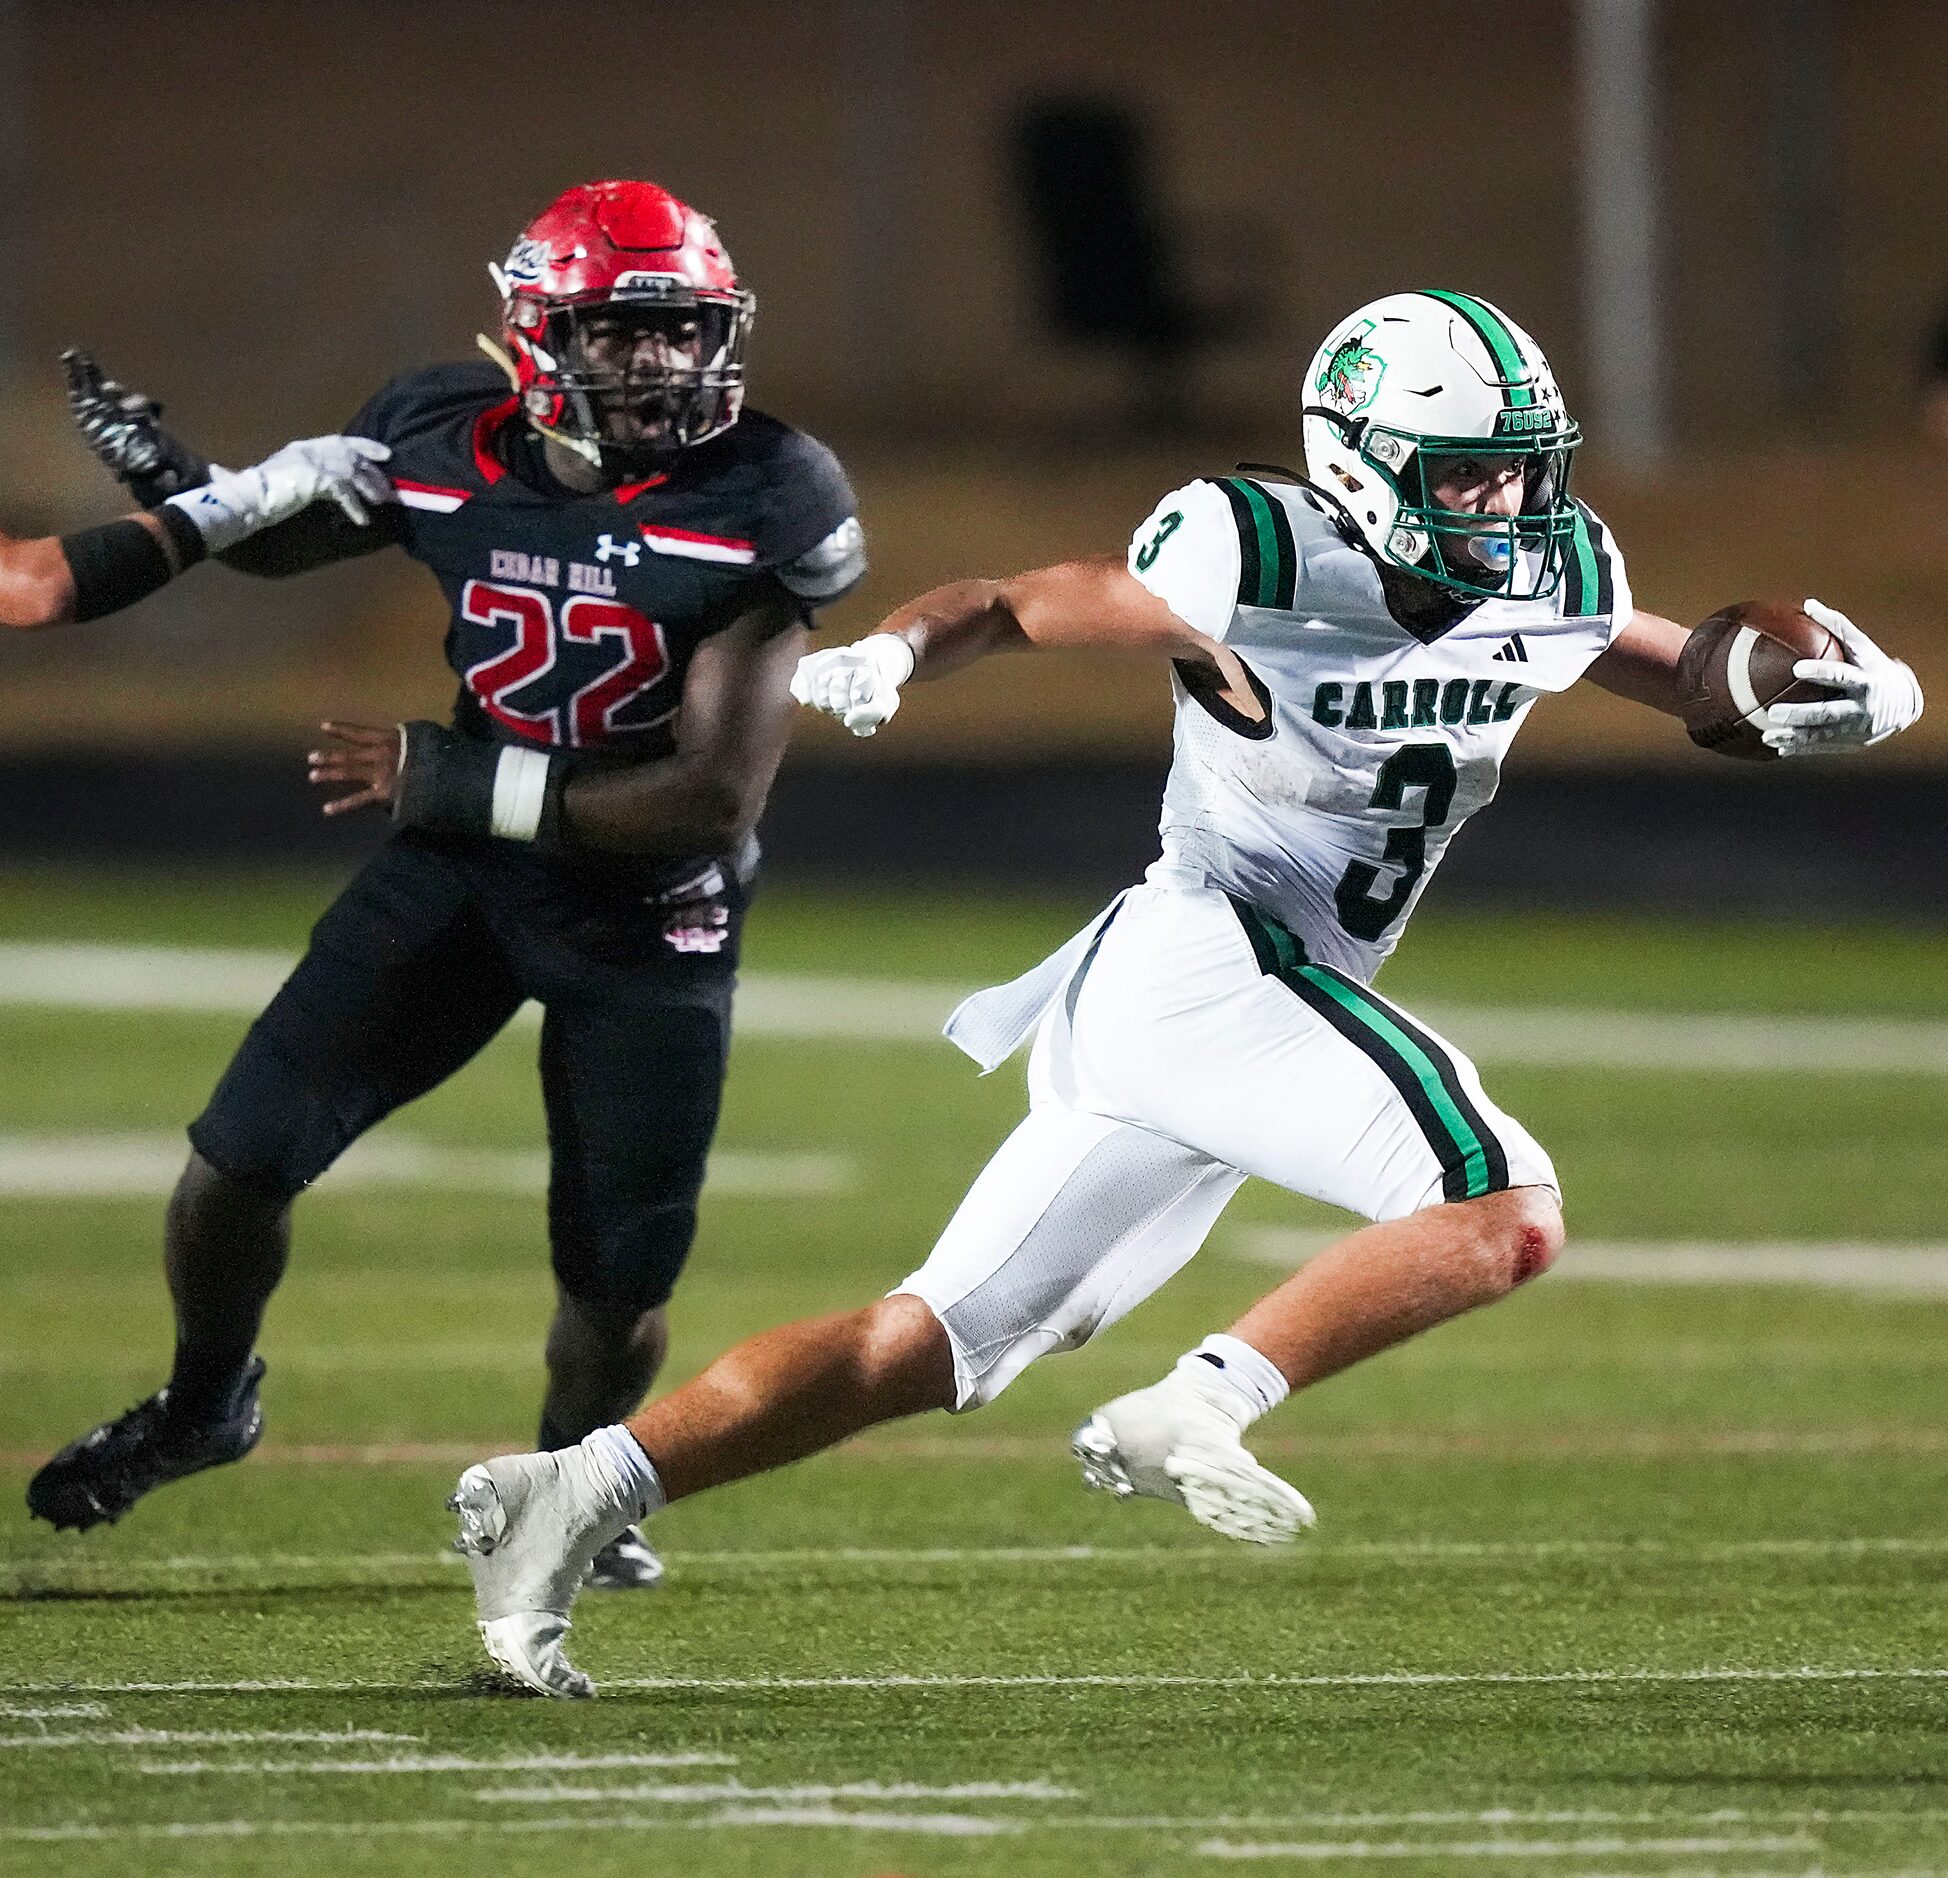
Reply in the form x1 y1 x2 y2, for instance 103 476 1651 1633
2 868 1945 1876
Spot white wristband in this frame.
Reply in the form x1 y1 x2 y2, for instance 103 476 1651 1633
862 632 917 686
490 745 553 842
163 477 252 554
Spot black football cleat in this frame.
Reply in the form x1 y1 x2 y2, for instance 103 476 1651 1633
26 1358 267 1532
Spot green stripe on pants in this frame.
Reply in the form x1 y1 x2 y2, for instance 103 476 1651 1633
1297 967 1494 1199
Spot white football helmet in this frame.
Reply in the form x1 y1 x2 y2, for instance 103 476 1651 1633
1300 290 1581 601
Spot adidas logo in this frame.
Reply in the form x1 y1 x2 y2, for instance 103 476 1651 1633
1492 633 1529 664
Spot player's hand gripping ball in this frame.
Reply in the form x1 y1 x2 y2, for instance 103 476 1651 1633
1677 598 1922 760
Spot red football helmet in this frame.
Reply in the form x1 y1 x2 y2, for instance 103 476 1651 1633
486 180 755 465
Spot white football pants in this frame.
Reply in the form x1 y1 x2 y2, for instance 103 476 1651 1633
897 884 1556 1409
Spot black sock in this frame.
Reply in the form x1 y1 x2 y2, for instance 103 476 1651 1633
165 1343 254 1420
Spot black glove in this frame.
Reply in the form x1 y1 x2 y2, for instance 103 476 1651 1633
63 348 212 503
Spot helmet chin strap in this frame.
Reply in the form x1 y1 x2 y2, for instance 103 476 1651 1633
477 331 609 470
476 331 520 389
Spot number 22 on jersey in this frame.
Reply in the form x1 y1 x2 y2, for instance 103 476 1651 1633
461 579 672 748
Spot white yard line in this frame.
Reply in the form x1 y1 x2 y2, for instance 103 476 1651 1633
8 1803 1945 1847
6 1666 1944 1697
596 1667 1948 1693
7 1535 1944 1588
0 1728 418 1751
1420 1005 1948 1076
705 1805 1019 1834
0 943 294 1012
4 940 1943 1074
0 1134 847 1200
474 1780 1077 1805
0 1814 1848 1858
0 1702 108 1719
734 975 971 1042
1052 1808 1948 1829
1233 1228 1948 1296
0 1810 1023 1842
1196 1836 1811 1862
143 1750 735 1777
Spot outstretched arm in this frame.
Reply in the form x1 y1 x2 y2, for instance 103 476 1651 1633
0 436 393 631
792 555 1263 736
1583 608 1692 715
66 348 401 578
310 588 811 859
1587 600 1923 755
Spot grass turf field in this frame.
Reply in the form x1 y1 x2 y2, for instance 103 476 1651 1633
1 867 1945 1876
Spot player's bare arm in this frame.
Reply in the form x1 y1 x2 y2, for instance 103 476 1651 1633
793 554 1263 736
1582 608 1692 713
0 520 130 629
308 589 808 856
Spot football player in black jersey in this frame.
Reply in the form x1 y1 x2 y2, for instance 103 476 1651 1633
29 180 868 1589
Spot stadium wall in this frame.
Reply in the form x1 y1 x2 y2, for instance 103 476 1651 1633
1 750 1939 921
12 0 1947 453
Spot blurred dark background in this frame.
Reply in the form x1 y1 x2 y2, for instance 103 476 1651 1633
1 0 1944 912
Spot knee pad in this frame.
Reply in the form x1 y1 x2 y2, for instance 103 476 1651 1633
188 1025 354 1200
550 1197 698 1320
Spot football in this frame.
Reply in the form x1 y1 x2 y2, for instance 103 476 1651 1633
1675 599 1846 761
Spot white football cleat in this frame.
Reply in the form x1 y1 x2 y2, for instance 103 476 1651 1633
448 1450 630 1698
1073 1373 1315 1546
585 1523 665 1591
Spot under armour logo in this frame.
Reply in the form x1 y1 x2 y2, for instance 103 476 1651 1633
595 533 642 566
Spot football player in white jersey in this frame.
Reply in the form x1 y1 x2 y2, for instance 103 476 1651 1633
447 290 1924 1696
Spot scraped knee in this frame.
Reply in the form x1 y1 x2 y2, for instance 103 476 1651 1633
1498 1184 1564 1289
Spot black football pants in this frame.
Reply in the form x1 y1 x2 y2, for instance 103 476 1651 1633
189 831 739 1319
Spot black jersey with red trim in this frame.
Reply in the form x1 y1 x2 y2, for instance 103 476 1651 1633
344 361 863 755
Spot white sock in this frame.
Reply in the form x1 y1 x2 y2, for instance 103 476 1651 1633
578 1424 666 1524
1174 1334 1291 1430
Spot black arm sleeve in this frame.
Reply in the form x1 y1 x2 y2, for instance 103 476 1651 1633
216 501 406 578
217 371 414 575
172 371 417 578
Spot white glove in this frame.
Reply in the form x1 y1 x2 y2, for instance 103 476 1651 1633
164 435 393 552
790 633 916 736
1762 599 1924 757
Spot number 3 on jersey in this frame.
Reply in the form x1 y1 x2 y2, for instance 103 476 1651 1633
461 579 671 748
1333 743 1457 942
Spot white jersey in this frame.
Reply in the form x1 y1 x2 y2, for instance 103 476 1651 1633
1128 473 1630 981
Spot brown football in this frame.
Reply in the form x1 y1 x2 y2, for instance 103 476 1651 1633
1676 601 1845 761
